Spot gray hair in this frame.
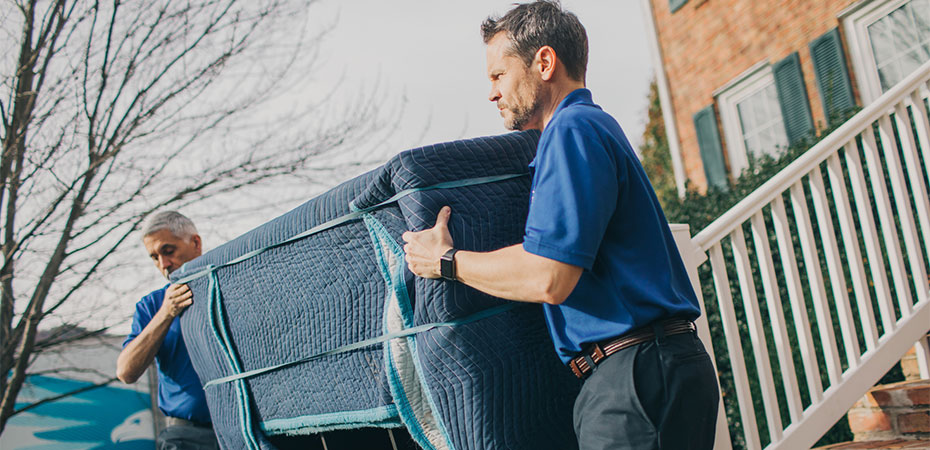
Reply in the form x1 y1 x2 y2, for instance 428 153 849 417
481 0 588 82
142 211 198 240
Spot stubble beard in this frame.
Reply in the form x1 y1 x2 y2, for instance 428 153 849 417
502 84 543 131
505 104 536 131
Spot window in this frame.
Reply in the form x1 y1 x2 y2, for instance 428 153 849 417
736 83 789 160
843 0 930 103
715 63 790 175
869 0 930 90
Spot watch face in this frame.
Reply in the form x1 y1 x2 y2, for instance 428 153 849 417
440 249 456 280
441 254 453 279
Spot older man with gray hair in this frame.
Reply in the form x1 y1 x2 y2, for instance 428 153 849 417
117 211 218 450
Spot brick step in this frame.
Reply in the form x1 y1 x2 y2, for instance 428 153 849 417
815 439 930 449
848 380 930 441
900 345 925 381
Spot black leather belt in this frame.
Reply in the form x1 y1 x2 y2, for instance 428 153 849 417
568 319 696 379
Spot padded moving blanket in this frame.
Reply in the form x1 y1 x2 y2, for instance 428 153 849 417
172 130 581 450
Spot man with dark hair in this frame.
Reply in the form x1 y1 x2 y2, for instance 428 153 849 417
402 2 719 449
117 211 218 450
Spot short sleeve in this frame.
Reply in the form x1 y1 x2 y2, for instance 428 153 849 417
122 298 155 348
523 124 620 269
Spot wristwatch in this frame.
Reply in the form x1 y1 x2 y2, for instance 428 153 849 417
440 248 459 281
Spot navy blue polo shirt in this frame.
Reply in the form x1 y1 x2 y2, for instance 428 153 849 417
123 286 211 423
523 89 700 364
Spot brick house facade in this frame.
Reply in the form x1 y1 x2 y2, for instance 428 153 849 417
644 0 930 192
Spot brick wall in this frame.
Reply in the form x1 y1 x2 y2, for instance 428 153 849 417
848 380 930 441
650 0 859 191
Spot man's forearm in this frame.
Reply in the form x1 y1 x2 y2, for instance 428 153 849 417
401 208 582 304
455 244 582 304
116 310 173 384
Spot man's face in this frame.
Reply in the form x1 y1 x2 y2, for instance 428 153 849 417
143 229 202 279
486 33 543 131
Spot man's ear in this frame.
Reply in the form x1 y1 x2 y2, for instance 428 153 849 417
535 46 557 81
191 234 202 253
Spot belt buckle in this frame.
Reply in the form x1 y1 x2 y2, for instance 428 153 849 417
569 358 584 378
569 348 600 380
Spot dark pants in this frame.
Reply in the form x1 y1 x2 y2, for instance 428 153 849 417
573 330 719 450
156 423 220 450
267 427 421 450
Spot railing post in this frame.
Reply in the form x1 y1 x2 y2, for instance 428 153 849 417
670 224 733 450
916 336 930 379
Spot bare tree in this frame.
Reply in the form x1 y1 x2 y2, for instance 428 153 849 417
0 0 387 432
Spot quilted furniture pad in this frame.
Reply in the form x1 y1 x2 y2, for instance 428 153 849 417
173 130 580 450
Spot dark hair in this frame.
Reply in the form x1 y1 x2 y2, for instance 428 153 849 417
481 0 588 82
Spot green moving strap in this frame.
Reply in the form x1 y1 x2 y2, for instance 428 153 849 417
203 303 519 388
207 271 261 449
173 173 528 285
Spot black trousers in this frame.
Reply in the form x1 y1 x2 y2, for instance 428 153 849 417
156 424 220 450
572 330 719 450
267 427 420 450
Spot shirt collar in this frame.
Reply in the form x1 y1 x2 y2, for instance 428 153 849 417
527 89 595 169
552 88 595 118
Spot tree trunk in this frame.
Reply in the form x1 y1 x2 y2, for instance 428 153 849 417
0 166 95 433
0 1 40 403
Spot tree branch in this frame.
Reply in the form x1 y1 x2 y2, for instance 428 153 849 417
33 325 109 352
0 99 8 131
28 367 112 379
10 376 119 417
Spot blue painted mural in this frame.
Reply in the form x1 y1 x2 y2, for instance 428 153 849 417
3 375 154 449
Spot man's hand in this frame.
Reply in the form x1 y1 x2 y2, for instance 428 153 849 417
160 284 193 318
118 284 193 384
401 207 583 304
402 206 454 279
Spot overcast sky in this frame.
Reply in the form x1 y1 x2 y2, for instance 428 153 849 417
310 0 655 151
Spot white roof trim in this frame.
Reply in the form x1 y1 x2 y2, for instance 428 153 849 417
713 60 770 98
641 0 687 196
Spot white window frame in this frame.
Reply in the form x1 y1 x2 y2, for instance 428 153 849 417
842 0 926 104
714 62 785 176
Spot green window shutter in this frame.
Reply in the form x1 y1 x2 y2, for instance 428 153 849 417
693 105 729 190
810 28 856 124
773 52 815 144
670 0 688 13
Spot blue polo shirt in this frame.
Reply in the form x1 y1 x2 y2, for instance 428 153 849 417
123 286 211 423
523 89 700 363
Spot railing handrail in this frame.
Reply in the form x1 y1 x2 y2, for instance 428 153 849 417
692 58 930 250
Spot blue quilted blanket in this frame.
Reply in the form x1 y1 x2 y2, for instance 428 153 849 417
172 130 581 450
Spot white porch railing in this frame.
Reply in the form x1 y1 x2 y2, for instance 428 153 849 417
673 58 930 450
